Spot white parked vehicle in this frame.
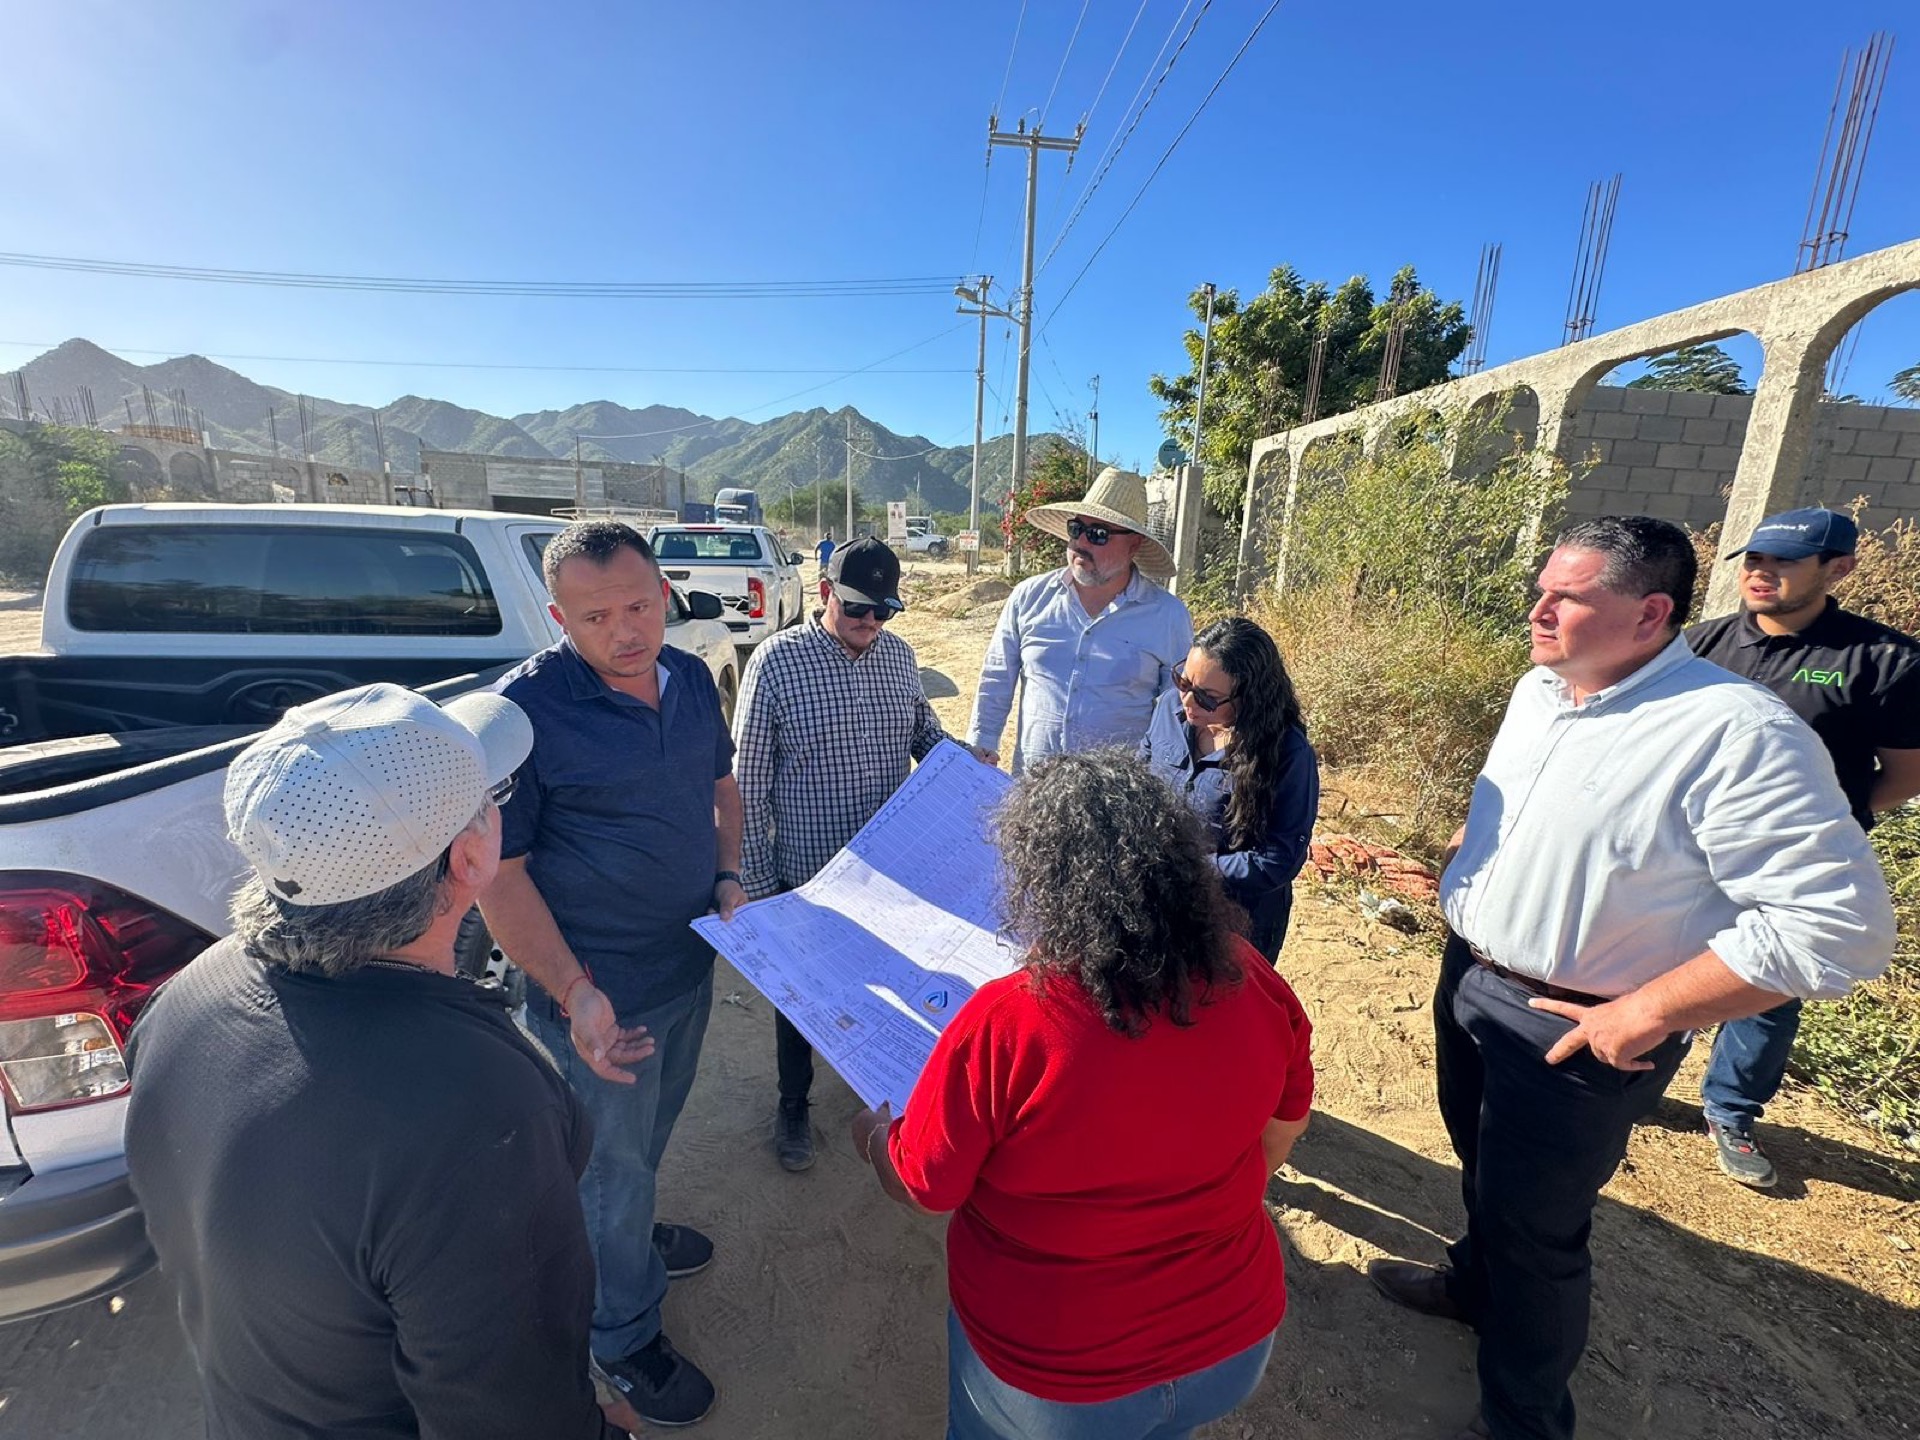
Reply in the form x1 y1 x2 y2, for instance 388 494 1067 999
0 503 740 1322
646 523 806 649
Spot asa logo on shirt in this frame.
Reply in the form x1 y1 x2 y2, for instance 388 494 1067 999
1791 667 1845 687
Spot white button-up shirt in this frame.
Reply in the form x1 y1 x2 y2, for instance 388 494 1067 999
1442 635 1895 999
966 566 1194 774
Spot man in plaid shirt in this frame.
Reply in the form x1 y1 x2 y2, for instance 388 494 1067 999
731 537 987 1169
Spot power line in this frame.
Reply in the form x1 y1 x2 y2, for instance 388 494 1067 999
0 338 966 377
0 251 961 300
1038 0 1211 276
991 0 1030 121
1079 0 1156 135
1044 0 1285 327
1040 0 1094 125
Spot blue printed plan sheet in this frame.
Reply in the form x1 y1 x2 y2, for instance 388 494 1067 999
691 740 1021 1111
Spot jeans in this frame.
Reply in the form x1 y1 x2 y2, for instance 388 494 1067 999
945 1308 1274 1440
527 971 713 1362
1700 998 1802 1130
775 1010 814 1102
1434 935 1688 1440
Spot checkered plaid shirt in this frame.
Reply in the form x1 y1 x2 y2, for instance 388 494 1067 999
734 614 949 899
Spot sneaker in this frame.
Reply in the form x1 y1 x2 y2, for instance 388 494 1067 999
595 1332 715 1428
1707 1120 1778 1188
775 1097 814 1172
652 1222 713 1280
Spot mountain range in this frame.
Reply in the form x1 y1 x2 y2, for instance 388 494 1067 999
6 339 1068 515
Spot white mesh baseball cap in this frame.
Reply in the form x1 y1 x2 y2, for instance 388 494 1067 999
225 683 533 907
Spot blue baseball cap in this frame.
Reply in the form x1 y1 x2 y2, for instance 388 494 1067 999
1726 507 1857 561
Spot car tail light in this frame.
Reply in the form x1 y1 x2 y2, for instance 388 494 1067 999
0 874 214 1113
747 576 766 619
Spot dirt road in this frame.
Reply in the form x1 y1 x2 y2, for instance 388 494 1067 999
2 567 1916 1438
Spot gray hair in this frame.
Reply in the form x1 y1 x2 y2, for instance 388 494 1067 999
1554 515 1698 629
232 805 488 977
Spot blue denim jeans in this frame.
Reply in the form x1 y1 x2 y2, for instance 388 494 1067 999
945 1308 1275 1440
1700 998 1803 1130
526 971 713 1363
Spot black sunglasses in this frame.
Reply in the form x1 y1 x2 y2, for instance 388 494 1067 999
1173 664 1236 713
838 600 895 622
488 773 518 807
1066 517 1134 547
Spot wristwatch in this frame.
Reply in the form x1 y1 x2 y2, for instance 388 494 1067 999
714 870 743 888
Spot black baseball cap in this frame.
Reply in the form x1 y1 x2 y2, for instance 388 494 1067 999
825 535 905 612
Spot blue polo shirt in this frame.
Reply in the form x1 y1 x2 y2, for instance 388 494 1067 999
494 640 734 1017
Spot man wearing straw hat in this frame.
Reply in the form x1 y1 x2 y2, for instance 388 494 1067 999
967 465 1193 773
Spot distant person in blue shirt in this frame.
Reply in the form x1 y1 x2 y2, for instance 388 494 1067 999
1141 616 1320 959
815 532 835 574
967 467 1193 772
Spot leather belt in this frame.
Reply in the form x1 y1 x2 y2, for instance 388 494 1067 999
1467 943 1610 1008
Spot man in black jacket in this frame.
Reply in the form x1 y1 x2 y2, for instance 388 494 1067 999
1688 507 1920 1187
126 682 648 1440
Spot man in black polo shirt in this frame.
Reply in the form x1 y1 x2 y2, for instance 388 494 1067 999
482 521 745 1427
1688 506 1920 1186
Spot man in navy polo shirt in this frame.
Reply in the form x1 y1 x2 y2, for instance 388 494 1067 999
481 521 745 1428
1688 506 1920 1187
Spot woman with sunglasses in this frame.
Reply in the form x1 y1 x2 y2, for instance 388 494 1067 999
851 751 1314 1440
1140 616 1319 959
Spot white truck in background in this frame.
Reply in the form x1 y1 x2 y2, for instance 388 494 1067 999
647 522 807 650
0 503 741 1323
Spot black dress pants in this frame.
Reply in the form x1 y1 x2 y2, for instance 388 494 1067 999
775 1011 813 1102
1433 933 1689 1440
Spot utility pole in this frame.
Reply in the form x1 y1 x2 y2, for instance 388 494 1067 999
573 435 586 512
844 412 855 541
1192 284 1217 467
987 116 1082 541
1088 374 1101 482
956 275 1016 576
813 436 824 540
1172 284 1218 598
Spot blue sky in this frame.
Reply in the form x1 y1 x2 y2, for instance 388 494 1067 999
2 0 1916 469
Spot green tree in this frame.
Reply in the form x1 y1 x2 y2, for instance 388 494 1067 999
1150 264 1471 512
1002 438 1091 572
0 423 125 581
1626 344 1751 396
1892 361 1920 405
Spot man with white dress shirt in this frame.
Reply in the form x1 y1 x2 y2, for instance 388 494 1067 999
1365 515 1895 1440
966 466 1193 773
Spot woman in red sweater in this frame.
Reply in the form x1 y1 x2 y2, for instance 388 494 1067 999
851 750 1315 1440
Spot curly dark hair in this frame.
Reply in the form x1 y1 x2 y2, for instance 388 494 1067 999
541 520 657 597
1193 617 1303 851
995 749 1241 1036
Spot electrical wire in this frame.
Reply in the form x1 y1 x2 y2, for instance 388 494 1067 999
0 339 971 377
1040 0 1094 126
991 0 1030 122
0 252 961 300
1079 0 1155 135
1039 0 1208 275
1045 0 1286 327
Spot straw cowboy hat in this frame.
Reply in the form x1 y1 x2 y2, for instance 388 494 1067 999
1025 466 1177 581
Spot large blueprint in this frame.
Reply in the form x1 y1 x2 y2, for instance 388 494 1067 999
691 740 1021 1110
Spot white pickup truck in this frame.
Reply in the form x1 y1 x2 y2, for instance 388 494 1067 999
646 523 807 650
0 503 739 1322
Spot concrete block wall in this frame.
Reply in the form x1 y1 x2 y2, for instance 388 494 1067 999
1559 386 1920 528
